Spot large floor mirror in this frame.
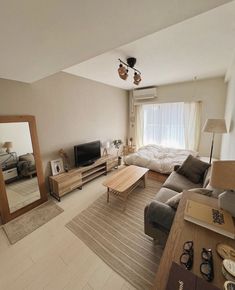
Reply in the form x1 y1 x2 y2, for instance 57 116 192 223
0 116 47 224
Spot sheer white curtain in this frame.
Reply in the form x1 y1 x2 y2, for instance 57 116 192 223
184 102 201 151
137 101 201 150
142 102 185 148
135 105 144 149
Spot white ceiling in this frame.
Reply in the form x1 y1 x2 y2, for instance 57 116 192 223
0 0 232 83
64 1 235 90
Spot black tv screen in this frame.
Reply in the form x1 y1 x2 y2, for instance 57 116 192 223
74 140 101 167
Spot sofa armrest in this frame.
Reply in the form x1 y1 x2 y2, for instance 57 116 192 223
145 200 176 232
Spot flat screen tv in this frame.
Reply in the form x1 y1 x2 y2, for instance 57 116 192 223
74 140 101 167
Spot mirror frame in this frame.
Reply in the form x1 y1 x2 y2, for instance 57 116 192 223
0 115 47 224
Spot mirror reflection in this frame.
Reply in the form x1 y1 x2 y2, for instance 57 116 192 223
0 122 40 213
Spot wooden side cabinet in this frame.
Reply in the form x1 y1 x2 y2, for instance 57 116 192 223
49 155 118 201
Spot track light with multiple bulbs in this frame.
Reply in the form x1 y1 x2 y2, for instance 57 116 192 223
118 57 142 85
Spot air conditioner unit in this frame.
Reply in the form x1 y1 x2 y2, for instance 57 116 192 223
133 87 157 100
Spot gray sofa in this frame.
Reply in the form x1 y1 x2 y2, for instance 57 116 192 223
144 165 213 244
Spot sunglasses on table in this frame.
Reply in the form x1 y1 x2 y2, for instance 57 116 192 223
200 248 214 282
180 241 194 270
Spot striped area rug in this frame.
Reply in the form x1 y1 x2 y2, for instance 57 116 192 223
66 178 163 290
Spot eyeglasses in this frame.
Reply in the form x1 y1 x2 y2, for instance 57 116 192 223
200 248 214 282
180 241 194 270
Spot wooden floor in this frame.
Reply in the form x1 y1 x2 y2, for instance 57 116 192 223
0 168 166 290
148 170 169 183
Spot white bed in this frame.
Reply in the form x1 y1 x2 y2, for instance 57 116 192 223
124 144 198 174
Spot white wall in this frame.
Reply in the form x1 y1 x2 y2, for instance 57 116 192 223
0 72 128 177
0 122 33 156
129 77 227 158
221 67 235 159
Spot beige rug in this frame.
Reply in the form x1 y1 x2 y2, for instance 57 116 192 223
6 177 39 196
3 200 64 244
66 179 163 290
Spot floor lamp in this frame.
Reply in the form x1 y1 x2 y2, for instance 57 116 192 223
202 119 227 164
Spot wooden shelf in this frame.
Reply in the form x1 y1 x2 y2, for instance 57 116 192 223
82 165 106 178
82 170 106 184
49 155 118 201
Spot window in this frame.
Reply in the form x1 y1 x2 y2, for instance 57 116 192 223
143 102 185 149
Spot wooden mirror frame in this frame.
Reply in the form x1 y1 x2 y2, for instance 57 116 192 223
0 115 47 224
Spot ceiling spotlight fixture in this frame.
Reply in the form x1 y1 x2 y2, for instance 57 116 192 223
133 72 141 85
118 57 142 85
118 63 128 80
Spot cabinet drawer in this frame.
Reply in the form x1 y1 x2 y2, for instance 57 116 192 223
58 180 82 196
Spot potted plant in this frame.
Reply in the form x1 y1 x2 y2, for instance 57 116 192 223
112 139 123 165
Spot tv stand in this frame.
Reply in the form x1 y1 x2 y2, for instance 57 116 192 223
81 160 95 167
49 155 118 201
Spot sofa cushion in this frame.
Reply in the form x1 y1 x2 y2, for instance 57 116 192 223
155 187 177 203
165 192 182 209
163 171 202 193
19 153 35 166
177 155 210 184
188 188 213 196
165 187 213 210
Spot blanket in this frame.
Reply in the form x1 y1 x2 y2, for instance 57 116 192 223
124 144 198 174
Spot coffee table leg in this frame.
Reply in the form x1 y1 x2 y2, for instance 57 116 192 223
107 187 110 203
143 173 147 188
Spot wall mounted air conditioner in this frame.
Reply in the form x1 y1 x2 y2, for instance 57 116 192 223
133 87 157 100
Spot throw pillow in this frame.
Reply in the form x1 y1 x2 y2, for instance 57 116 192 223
188 188 213 196
166 188 213 210
165 192 182 209
177 155 210 184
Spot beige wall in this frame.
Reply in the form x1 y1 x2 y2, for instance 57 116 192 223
0 122 33 156
221 67 235 159
129 77 227 158
0 72 128 178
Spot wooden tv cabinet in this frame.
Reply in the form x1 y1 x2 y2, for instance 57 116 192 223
49 155 118 201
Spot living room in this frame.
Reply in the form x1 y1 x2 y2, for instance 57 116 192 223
1 1 235 290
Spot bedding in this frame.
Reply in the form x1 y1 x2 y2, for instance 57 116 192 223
124 144 198 174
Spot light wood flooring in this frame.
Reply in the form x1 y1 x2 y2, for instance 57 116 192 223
0 169 165 290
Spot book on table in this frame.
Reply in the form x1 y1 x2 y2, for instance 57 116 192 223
166 262 220 290
184 199 235 239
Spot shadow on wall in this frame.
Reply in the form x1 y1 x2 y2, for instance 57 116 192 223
230 119 234 132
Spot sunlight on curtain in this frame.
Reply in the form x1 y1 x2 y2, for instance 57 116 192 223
184 102 201 151
141 101 201 150
135 105 144 149
143 102 185 148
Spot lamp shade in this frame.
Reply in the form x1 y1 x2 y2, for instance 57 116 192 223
210 161 235 190
3 141 13 149
202 119 227 133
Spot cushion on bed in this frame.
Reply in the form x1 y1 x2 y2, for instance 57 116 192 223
176 155 210 184
163 171 202 193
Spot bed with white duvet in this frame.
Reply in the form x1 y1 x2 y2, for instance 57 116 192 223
124 144 198 174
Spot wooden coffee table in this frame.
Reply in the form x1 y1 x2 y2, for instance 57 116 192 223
103 165 149 209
